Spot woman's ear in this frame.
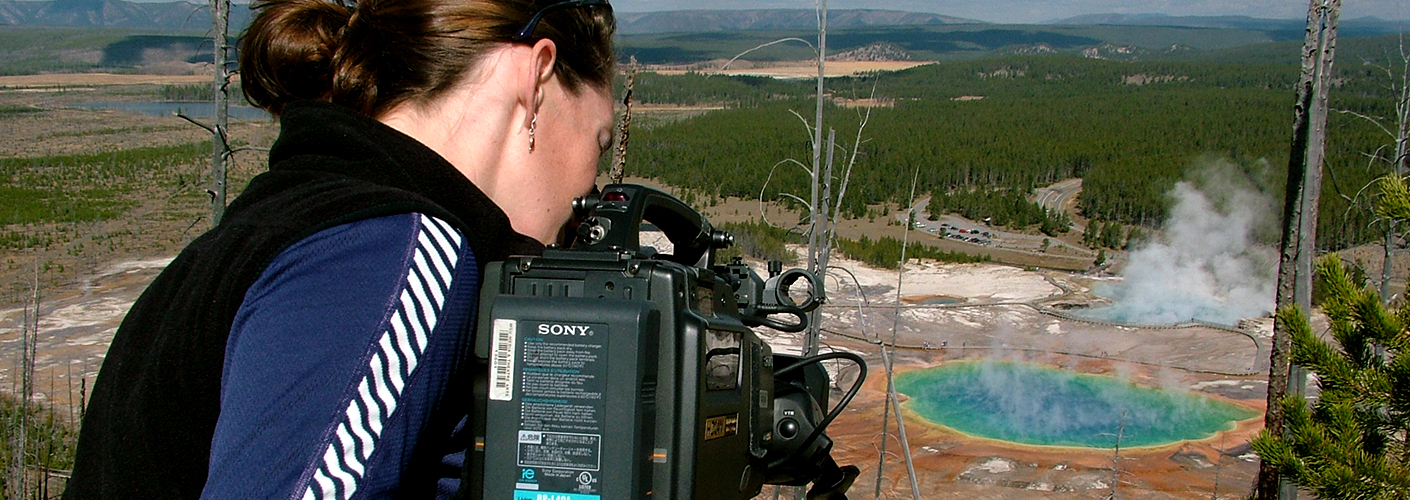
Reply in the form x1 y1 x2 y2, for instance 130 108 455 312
528 38 557 112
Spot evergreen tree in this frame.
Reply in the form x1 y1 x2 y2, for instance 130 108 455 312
1251 257 1410 498
1124 226 1146 250
1100 221 1123 249
1082 220 1099 248
1252 174 1410 497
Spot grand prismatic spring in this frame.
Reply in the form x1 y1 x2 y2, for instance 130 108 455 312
894 361 1258 448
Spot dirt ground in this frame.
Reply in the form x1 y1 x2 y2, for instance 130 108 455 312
0 73 210 88
2 212 1277 500
750 250 1272 499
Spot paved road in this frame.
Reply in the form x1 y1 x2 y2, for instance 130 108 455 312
1034 178 1082 213
897 197 1093 258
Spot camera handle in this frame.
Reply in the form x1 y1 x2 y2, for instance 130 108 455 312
719 259 824 333
570 184 732 267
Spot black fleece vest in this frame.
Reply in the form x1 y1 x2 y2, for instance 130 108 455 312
64 101 543 499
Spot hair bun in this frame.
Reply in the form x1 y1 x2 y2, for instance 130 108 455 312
239 0 353 116
240 0 615 119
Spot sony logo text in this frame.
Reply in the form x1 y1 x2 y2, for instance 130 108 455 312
536 324 594 336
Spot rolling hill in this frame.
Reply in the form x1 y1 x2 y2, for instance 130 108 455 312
0 0 251 29
0 1 977 34
2 2 1405 72
616 9 982 34
1053 13 1406 38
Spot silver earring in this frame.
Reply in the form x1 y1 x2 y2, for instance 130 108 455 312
528 113 537 152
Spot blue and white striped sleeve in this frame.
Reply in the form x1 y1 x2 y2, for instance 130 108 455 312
202 213 480 500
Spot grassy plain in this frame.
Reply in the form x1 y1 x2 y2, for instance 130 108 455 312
0 83 275 307
617 23 1288 64
651 60 931 79
0 76 276 496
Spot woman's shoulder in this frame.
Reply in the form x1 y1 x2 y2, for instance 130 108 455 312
267 212 468 279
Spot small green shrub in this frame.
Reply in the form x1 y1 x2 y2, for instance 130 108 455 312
0 104 41 116
715 220 801 265
835 235 989 269
0 393 78 497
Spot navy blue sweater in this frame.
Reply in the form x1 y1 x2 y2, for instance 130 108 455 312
66 101 544 499
204 213 477 499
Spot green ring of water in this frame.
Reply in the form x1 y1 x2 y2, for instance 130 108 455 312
894 361 1258 448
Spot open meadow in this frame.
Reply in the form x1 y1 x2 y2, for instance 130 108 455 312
0 82 275 307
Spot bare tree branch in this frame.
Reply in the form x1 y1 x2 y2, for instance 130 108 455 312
825 265 874 342
830 77 880 228
174 112 215 135
757 158 815 230
1333 108 1397 139
788 109 820 148
719 38 817 73
776 193 810 209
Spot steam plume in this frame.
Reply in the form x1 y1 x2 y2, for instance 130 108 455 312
1089 160 1276 325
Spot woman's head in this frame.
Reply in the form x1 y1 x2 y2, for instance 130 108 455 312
239 0 614 117
242 0 616 245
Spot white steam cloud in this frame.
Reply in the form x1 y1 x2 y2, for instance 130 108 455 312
1087 160 1277 326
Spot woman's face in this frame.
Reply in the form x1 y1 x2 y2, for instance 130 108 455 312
375 46 613 245
529 82 614 241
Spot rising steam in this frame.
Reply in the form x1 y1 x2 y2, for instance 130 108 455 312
1086 159 1277 326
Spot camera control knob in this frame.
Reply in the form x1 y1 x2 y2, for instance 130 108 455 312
778 418 799 440
576 216 612 245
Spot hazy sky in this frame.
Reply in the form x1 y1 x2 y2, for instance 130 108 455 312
610 0 1410 24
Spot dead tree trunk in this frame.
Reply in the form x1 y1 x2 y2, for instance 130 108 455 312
1380 40 1410 301
1382 223 1397 302
1258 1 1341 499
12 299 28 499
609 58 638 185
817 130 836 279
1107 412 1127 500
803 0 828 357
209 0 232 227
12 268 39 499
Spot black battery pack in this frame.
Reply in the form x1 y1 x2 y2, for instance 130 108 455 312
465 184 862 500
479 294 660 500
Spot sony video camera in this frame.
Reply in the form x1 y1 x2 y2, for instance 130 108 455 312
465 184 864 500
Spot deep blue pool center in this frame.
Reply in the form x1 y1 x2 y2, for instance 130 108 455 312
894 361 1257 448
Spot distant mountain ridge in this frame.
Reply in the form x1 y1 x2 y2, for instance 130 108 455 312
1053 13 1405 35
3 1 1400 38
616 9 983 34
0 1 979 33
0 0 251 30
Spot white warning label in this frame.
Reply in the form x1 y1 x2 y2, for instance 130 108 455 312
490 319 517 401
517 432 602 471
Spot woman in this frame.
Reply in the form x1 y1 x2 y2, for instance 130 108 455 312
63 0 615 498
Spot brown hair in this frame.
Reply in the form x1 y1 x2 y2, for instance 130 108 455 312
239 0 615 117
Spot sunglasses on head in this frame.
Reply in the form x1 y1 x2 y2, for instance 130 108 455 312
510 0 612 42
